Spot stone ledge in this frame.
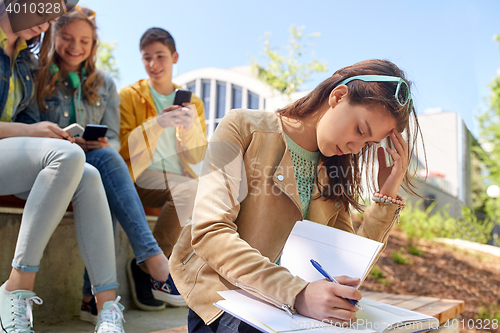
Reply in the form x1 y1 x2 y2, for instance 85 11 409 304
0 208 157 323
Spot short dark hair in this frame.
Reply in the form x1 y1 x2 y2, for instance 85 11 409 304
140 28 176 53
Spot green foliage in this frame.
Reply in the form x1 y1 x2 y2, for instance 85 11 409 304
398 201 494 244
476 303 500 321
97 41 120 81
250 25 327 96
407 244 424 257
369 265 385 280
391 250 410 265
475 35 500 220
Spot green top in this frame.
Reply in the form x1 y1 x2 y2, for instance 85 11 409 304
0 26 26 122
147 81 184 175
284 133 320 219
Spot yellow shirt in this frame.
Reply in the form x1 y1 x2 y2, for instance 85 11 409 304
0 26 27 122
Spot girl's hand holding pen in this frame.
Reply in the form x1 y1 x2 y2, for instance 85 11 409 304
294 277 361 325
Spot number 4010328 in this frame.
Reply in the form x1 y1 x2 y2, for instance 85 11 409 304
443 318 498 330
6 2 62 14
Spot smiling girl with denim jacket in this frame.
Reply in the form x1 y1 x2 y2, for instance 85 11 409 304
169 59 427 333
0 3 125 333
33 7 178 326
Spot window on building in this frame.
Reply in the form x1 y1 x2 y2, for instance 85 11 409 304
248 90 259 109
201 79 211 119
216 81 226 119
232 85 242 109
186 81 196 93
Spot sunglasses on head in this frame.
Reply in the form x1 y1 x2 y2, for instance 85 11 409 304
337 75 413 111
66 4 95 18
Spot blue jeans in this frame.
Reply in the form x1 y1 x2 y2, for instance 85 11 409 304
0 138 118 294
82 147 163 296
188 309 260 333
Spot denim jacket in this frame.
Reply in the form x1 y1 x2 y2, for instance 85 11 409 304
40 71 121 151
0 45 39 123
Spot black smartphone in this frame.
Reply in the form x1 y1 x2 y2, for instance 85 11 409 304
173 89 192 106
83 124 108 141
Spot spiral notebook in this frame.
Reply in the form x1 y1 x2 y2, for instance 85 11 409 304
214 220 439 333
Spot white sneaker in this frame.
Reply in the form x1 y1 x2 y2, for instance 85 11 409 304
94 296 125 333
0 281 43 333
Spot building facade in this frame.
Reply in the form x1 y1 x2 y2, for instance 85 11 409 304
174 66 306 138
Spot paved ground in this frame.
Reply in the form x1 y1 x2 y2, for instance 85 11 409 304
435 237 500 257
36 307 189 333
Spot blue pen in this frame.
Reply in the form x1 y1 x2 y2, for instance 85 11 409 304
310 259 364 311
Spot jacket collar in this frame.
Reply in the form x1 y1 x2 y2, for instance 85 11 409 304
271 114 303 217
130 78 182 110
271 114 340 224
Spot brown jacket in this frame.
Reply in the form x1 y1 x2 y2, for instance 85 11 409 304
118 79 207 182
170 109 401 324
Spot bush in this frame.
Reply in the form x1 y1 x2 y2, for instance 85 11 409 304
398 200 494 244
391 250 410 265
408 244 424 256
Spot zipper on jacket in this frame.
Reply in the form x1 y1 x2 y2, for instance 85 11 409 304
395 206 402 225
380 206 402 244
183 251 196 265
234 281 293 317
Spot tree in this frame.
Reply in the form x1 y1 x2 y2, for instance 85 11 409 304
250 25 327 96
96 41 120 82
475 34 500 220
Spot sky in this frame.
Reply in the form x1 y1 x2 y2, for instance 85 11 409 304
78 0 500 137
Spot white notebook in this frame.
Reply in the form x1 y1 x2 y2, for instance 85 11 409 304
280 220 384 286
214 220 439 333
215 289 439 333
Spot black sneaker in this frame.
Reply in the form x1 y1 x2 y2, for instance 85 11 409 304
80 297 98 325
126 258 166 311
151 274 187 307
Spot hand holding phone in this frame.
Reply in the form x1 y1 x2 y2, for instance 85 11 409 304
63 123 85 137
158 104 196 130
173 89 192 106
83 124 108 141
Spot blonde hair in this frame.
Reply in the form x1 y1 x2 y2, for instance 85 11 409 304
36 8 103 112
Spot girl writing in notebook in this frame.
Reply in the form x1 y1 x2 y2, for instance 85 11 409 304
33 6 176 324
169 59 424 332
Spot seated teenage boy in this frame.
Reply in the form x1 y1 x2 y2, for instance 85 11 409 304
119 27 207 310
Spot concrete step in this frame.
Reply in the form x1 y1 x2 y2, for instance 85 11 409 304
35 307 189 333
0 207 158 321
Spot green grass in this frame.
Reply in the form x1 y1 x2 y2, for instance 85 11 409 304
391 250 410 265
476 303 500 321
408 244 424 257
370 265 385 280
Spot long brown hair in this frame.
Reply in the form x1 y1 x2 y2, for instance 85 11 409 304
36 8 102 112
277 59 426 212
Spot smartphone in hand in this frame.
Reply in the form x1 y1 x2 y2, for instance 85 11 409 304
83 124 108 141
173 89 192 106
63 123 85 137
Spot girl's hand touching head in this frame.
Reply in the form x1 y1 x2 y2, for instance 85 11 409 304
377 129 409 198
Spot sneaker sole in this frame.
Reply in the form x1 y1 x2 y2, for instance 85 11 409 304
152 290 187 307
126 258 166 311
80 310 98 325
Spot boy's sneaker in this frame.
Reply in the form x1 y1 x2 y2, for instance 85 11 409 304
126 258 165 311
94 297 125 333
80 297 98 325
151 274 187 307
0 281 43 333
